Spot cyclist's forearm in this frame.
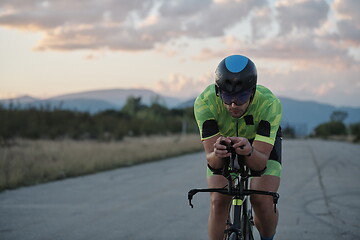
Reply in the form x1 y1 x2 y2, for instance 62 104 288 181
245 147 268 171
203 135 228 170
206 151 224 170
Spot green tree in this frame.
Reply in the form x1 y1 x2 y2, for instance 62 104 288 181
349 122 360 142
282 124 296 138
122 96 143 116
330 111 348 122
314 122 347 138
0 96 199 142
313 110 348 138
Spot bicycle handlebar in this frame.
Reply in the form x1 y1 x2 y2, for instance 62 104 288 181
188 188 279 212
188 141 280 213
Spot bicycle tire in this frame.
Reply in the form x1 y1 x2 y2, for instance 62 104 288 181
241 199 254 240
242 211 254 240
248 210 255 240
228 232 239 240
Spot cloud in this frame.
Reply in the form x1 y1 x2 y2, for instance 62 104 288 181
0 0 358 55
154 63 360 107
193 39 360 106
190 2 360 107
158 0 212 17
0 1 144 29
191 0 359 72
250 6 273 40
0 0 267 51
1 0 359 107
260 65 360 107
332 0 360 46
154 72 213 99
194 31 358 71
275 0 329 35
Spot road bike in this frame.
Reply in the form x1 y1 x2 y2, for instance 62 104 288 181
188 143 280 240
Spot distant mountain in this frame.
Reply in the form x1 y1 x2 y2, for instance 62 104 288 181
175 97 360 135
176 98 195 109
35 98 118 114
0 88 181 113
280 97 360 135
49 88 181 108
1 95 40 105
1 89 359 134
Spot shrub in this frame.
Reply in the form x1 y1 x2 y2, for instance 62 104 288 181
314 121 347 138
349 122 360 142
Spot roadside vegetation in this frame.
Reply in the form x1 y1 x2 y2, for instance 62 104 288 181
0 96 203 191
312 111 360 142
0 96 197 142
0 134 203 191
1 97 358 191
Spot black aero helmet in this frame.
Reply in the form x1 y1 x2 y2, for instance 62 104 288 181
215 55 257 94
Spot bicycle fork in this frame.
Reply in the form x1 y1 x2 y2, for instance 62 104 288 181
225 197 244 239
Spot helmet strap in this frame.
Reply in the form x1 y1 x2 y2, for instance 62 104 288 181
242 88 256 117
249 88 256 103
215 85 220 97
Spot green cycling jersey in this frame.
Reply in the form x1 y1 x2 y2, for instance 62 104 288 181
194 84 282 146
194 84 283 177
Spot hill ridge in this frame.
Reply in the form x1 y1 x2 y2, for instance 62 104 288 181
1 88 359 134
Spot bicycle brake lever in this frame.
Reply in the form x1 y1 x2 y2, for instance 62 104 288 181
188 198 194 208
188 190 196 208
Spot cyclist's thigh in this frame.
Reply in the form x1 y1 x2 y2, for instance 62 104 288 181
250 175 279 210
207 174 228 188
207 175 233 202
250 175 280 192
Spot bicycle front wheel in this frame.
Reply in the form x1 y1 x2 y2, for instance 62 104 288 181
228 232 239 240
241 201 254 240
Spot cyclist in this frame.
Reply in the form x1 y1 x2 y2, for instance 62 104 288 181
194 55 282 240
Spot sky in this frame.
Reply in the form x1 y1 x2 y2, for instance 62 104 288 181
0 0 359 107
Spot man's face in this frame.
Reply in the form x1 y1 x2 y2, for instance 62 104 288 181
219 89 252 118
224 100 251 118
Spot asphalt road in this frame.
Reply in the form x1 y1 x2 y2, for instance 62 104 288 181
0 139 359 240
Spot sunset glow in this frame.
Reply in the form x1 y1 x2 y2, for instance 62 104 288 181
0 0 359 107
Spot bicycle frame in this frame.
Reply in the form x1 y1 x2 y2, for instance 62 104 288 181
188 150 280 239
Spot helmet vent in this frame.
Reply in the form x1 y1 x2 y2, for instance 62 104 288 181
215 55 257 94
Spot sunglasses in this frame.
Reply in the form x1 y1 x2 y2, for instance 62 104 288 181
220 90 252 106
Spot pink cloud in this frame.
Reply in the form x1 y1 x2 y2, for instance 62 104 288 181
154 73 213 99
0 0 266 51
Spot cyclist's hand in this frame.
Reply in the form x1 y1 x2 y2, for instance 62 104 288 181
213 136 232 158
228 137 252 156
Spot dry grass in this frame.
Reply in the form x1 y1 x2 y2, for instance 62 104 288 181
0 134 203 191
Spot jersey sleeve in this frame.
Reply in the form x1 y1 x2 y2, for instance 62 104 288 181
194 95 220 140
254 98 282 145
